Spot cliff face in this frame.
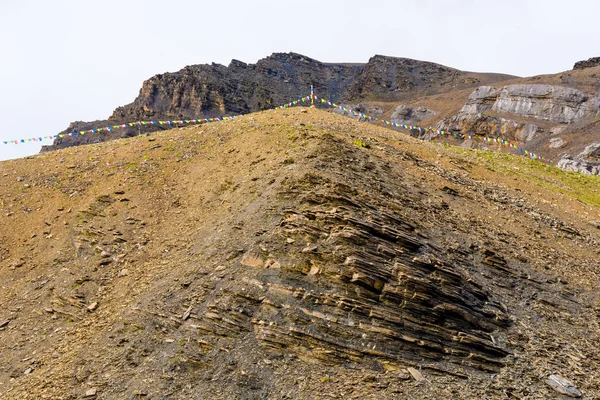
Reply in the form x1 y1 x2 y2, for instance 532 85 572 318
42 52 514 152
437 80 600 174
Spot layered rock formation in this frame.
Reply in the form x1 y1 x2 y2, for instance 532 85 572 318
436 82 600 174
447 84 600 128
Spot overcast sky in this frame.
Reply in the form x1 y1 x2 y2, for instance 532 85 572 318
1 0 599 161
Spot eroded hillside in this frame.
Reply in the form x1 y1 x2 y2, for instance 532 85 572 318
1 107 600 399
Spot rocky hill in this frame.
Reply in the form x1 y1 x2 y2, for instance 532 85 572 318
41 52 514 152
2 107 600 399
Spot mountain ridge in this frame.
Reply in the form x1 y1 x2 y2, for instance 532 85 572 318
41 52 515 152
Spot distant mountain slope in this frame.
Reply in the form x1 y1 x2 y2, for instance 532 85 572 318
3 107 600 399
41 52 516 152
434 62 600 174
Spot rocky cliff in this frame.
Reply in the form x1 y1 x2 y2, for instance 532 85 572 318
437 81 600 174
42 52 514 152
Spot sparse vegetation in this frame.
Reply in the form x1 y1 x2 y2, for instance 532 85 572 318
353 139 370 148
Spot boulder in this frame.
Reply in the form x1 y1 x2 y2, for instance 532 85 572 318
390 105 438 125
491 85 590 124
557 143 600 174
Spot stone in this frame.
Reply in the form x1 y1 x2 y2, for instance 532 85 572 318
516 124 539 142
491 85 590 123
557 143 600 175
407 367 425 382
24 367 33 375
549 138 565 149
0 320 9 328
459 86 500 114
118 269 130 277
97 258 113 266
87 302 99 312
334 104 384 120
265 260 281 269
182 305 193 321
214 265 226 272
84 388 98 397
241 253 264 268
545 374 582 398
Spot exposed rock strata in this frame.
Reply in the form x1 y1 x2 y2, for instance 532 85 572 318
438 84 600 174
457 85 599 124
252 177 511 371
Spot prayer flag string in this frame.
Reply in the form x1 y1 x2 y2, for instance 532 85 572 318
314 95 553 165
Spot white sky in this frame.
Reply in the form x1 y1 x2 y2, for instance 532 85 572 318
1 0 599 161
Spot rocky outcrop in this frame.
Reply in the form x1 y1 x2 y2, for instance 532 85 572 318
557 142 600 174
458 85 599 124
43 53 363 152
573 57 600 70
390 105 438 125
333 103 384 121
258 174 512 371
437 84 600 174
492 85 599 123
439 84 600 141
110 53 363 122
437 113 541 143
